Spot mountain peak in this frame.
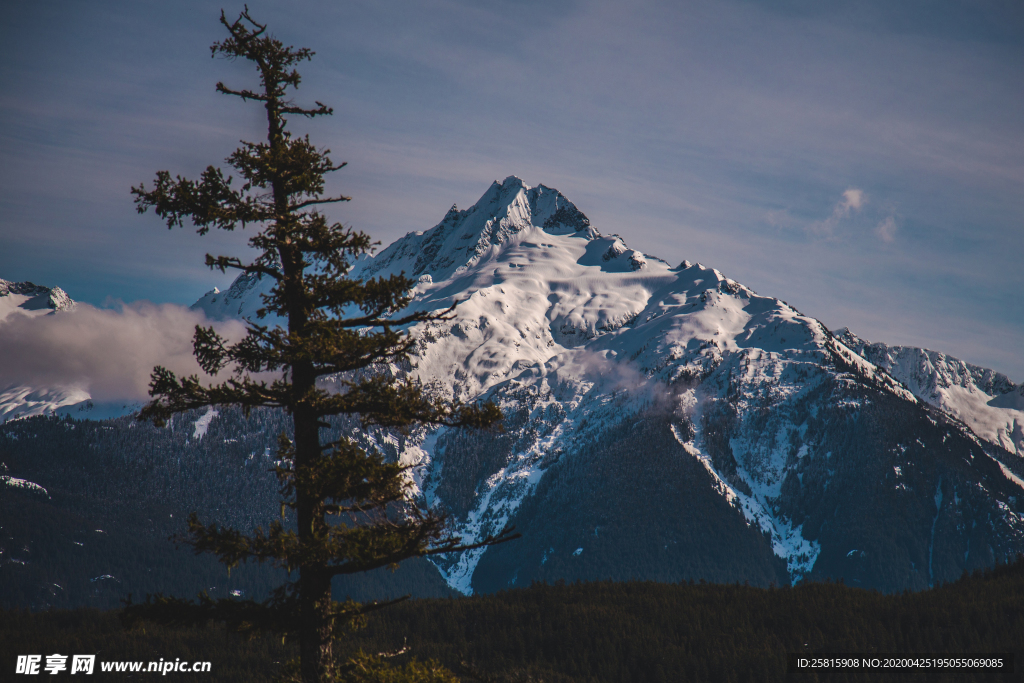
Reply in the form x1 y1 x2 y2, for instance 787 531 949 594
495 174 528 195
0 278 76 324
360 178 593 282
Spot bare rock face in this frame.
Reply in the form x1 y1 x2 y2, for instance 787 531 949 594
46 287 75 312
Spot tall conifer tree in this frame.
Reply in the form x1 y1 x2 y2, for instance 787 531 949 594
126 9 512 682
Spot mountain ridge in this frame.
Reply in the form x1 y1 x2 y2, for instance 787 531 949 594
0 278 75 323
836 327 1023 456
3 177 1023 596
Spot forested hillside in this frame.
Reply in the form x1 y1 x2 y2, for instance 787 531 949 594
2 558 1021 682
0 413 454 610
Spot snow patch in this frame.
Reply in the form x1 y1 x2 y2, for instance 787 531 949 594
671 423 820 582
193 407 219 439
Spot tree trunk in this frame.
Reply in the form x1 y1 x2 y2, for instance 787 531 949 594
293 346 331 682
296 399 333 682
298 569 333 682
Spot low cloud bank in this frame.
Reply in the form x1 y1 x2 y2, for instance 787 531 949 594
0 302 248 402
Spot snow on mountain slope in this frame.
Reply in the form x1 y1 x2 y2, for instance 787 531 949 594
837 329 1023 456
191 272 275 322
352 177 906 402
200 176 1023 592
1 280 83 421
0 385 91 423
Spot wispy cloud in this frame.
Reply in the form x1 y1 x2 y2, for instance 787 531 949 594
875 215 897 243
841 189 866 212
809 188 867 237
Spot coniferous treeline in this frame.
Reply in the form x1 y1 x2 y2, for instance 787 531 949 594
0 608 293 683
346 558 1024 682
1 412 284 610
0 413 454 610
1 410 285 529
3 557 1021 682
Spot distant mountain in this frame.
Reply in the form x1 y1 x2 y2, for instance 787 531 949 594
191 271 274 322
0 279 75 322
836 328 1023 456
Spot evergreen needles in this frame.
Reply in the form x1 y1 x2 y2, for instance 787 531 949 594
123 9 514 682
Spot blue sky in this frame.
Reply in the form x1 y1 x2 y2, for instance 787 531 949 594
1 0 1022 378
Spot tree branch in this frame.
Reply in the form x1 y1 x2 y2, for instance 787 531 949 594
326 526 520 578
205 254 283 280
215 82 269 102
290 194 352 211
280 102 333 117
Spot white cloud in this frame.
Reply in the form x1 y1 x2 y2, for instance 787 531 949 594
875 215 897 243
810 187 867 237
0 302 248 402
840 188 866 211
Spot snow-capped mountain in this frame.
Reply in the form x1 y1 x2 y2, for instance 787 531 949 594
200 176 1024 594
0 280 88 421
3 179 1020 596
0 279 75 323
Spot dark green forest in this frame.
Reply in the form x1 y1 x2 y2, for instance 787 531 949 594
0 413 453 610
2 559 1021 682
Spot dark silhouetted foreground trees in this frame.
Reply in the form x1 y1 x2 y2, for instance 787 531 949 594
4 558 1022 682
124 9 512 682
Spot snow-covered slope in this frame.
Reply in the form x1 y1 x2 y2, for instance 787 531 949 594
201 176 1024 593
0 280 84 422
0 279 75 323
837 329 1023 456
0 385 91 423
191 271 275 322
